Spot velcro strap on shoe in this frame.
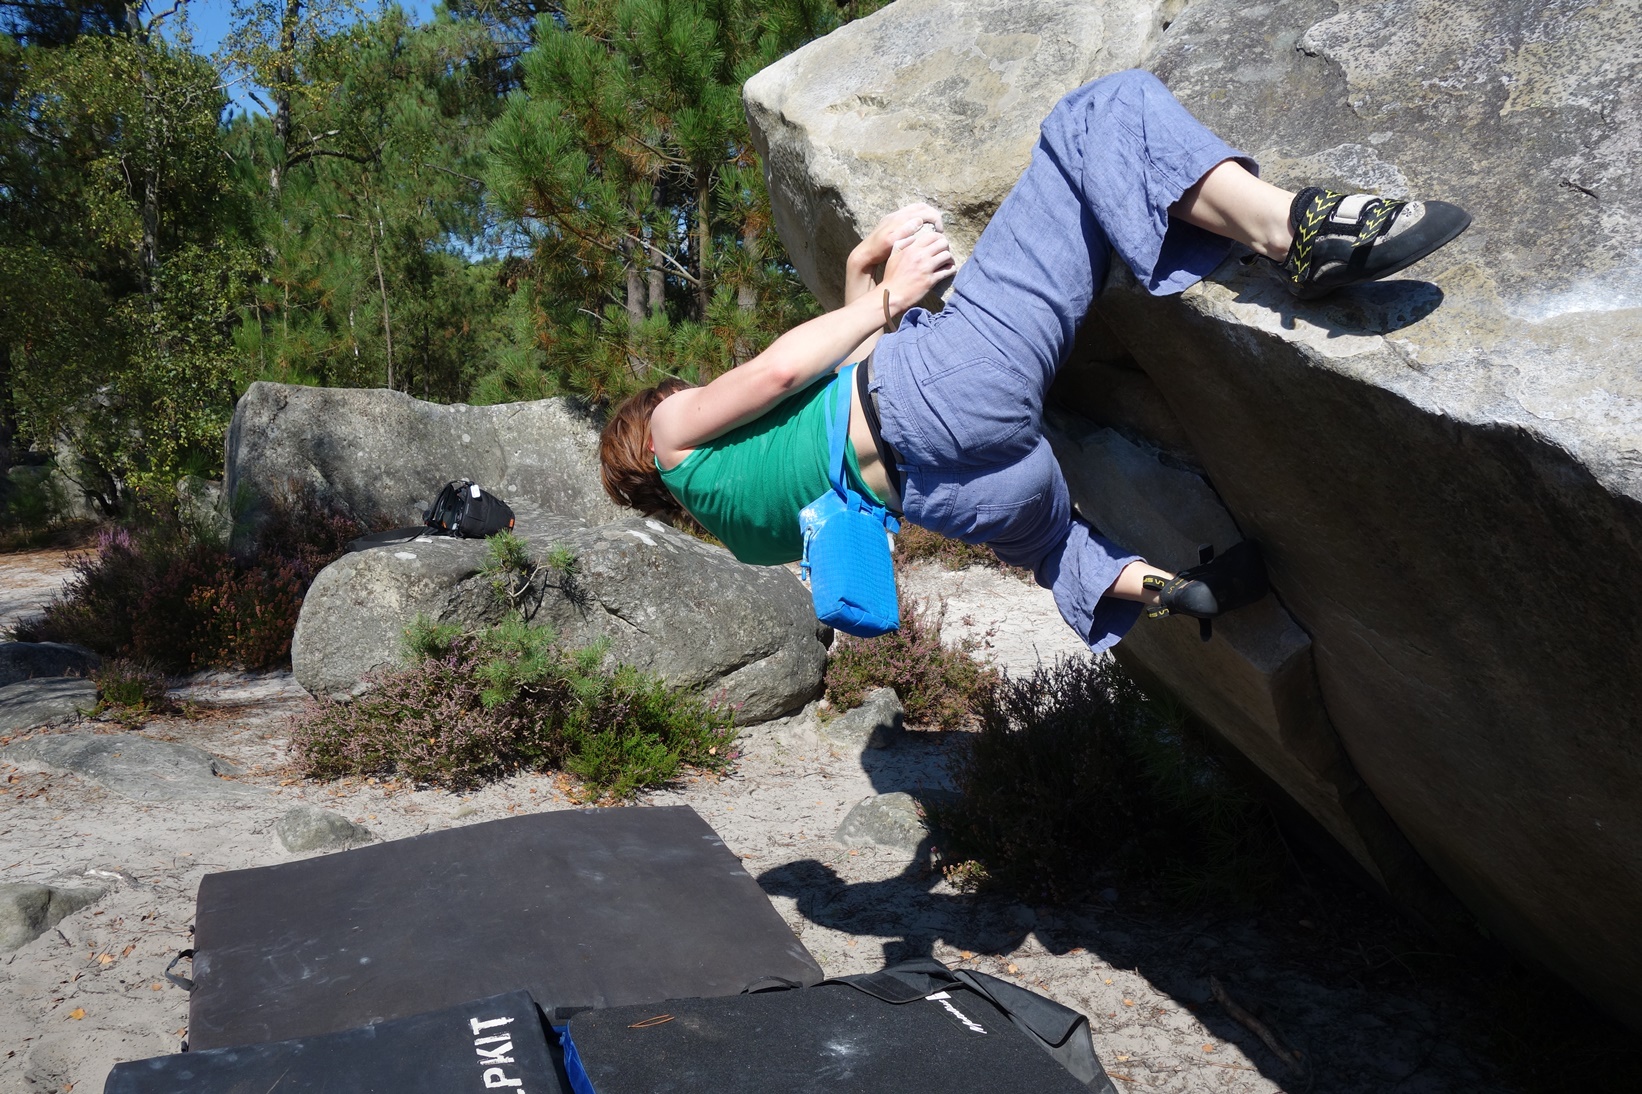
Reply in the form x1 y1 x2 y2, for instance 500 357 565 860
1350 197 1404 246
1287 187 1346 283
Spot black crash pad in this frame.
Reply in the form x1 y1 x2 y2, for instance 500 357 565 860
563 983 1095 1093
106 991 568 1094
188 806 821 1050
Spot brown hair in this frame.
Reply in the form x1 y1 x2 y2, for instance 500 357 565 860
599 379 693 519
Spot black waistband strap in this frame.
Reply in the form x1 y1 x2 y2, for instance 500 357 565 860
857 352 906 504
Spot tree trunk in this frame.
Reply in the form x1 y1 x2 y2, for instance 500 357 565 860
140 159 159 287
621 237 647 380
648 184 667 317
269 0 304 199
367 193 395 390
695 168 711 319
624 241 645 329
134 6 160 292
648 266 666 317
0 343 15 472
732 222 758 364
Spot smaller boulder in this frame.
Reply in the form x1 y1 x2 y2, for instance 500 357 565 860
0 882 106 951
0 677 95 734
275 805 375 853
837 792 928 853
819 688 905 753
0 642 101 687
1 733 262 802
293 518 829 723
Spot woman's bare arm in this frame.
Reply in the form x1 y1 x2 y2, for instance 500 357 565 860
651 227 954 465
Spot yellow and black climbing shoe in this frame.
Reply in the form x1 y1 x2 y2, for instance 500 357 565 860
1279 187 1471 300
1142 540 1270 642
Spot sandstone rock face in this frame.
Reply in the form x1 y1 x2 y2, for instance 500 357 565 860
1044 411 1470 938
224 382 623 531
744 0 1177 310
1 734 261 802
0 677 95 734
750 0 1642 1025
292 519 829 724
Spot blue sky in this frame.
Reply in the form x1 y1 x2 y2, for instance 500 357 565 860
161 0 441 115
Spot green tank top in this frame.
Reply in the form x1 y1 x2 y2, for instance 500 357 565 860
657 372 882 566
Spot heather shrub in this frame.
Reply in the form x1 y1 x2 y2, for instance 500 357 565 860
823 592 997 730
92 658 174 723
11 490 368 670
253 488 377 578
927 656 1286 907
290 616 735 799
896 525 1029 578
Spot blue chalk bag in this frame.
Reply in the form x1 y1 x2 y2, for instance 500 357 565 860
797 364 901 638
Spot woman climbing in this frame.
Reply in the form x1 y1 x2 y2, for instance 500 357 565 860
598 69 1470 652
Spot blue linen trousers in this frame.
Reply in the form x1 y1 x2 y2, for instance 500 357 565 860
869 69 1255 653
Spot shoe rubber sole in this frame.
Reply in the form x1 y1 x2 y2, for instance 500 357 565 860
1293 203 1473 300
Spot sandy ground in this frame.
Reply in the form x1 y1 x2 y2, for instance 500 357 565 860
1 552 1509 1093
0 549 82 635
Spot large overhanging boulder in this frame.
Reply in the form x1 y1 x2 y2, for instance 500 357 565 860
744 0 1175 310
224 382 623 531
292 517 829 725
747 0 1642 1026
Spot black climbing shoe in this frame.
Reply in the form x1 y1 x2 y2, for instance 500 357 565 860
1142 541 1270 642
1279 187 1471 299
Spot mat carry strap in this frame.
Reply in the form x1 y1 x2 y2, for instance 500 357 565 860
826 959 1117 1093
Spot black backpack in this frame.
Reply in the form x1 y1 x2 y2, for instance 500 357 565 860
344 480 518 553
424 479 516 538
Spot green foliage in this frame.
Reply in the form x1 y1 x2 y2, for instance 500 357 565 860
224 7 513 399
0 465 63 528
544 543 576 574
0 29 246 507
479 530 580 612
403 613 464 661
290 615 736 798
927 657 1288 907
823 592 998 731
483 527 535 574
91 657 174 724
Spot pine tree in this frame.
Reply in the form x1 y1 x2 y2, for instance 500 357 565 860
226 6 510 400
483 0 835 401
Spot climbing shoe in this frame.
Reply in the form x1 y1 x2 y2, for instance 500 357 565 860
1279 187 1471 299
1143 540 1270 642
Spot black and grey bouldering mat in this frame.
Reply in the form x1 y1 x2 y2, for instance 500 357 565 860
561 959 1118 1093
187 806 822 1051
106 991 569 1094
